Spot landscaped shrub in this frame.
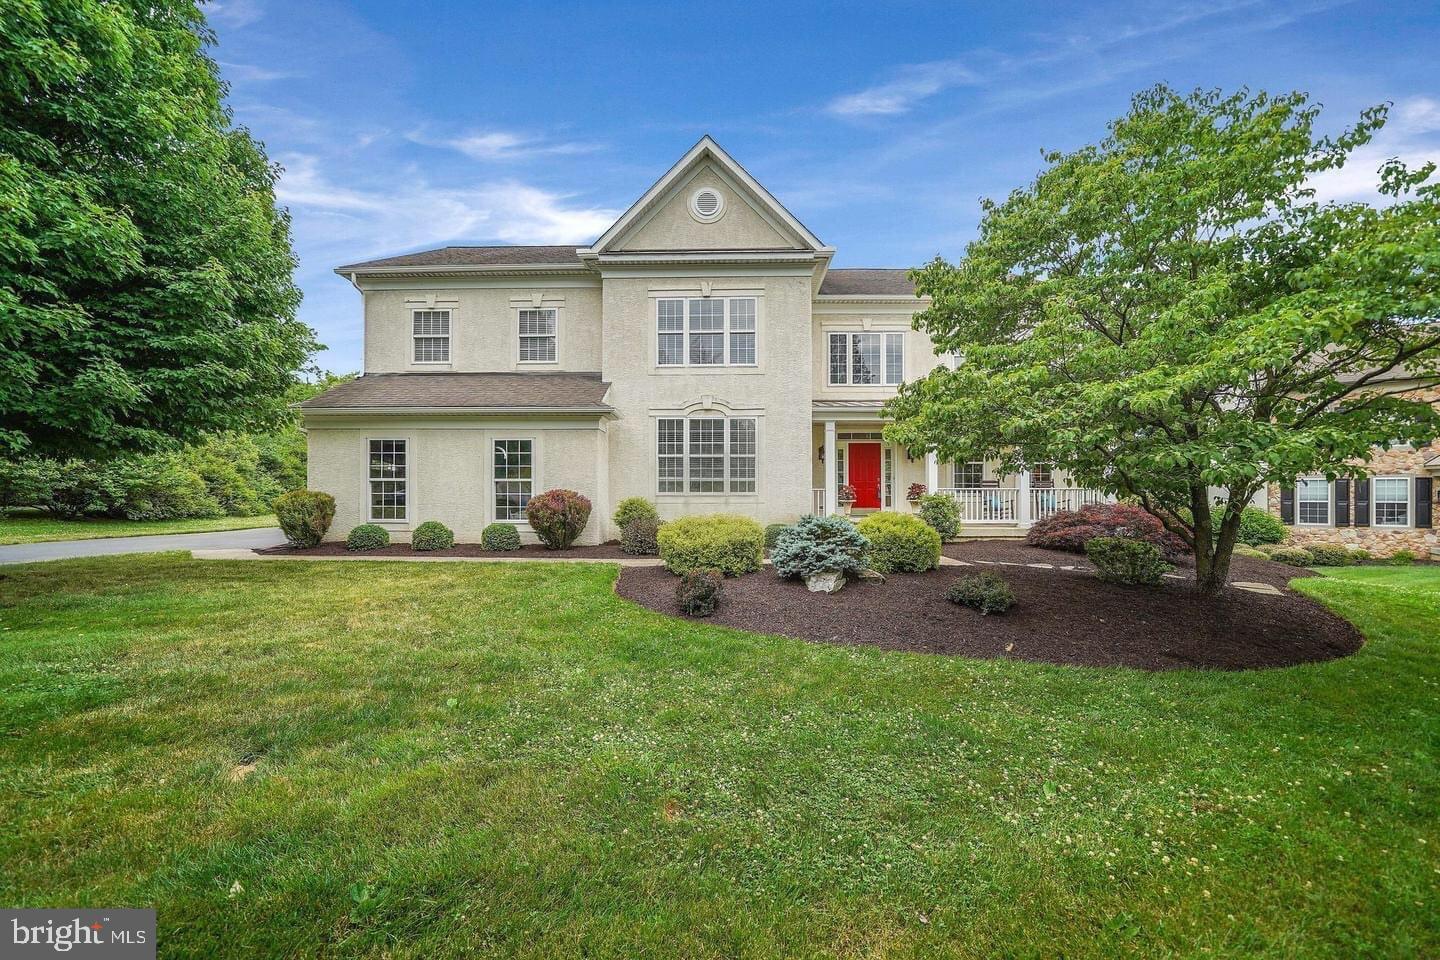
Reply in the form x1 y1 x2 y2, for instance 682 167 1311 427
411 520 454 551
525 489 592 550
346 523 390 551
770 514 869 580
675 568 723 617
274 490 336 548
917 493 961 540
621 517 661 556
764 523 791 550
1269 546 1315 566
657 514 765 577
481 522 522 551
1308 542 1358 566
612 496 659 532
1026 502 1187 560
1386 549 1417 566
856 512 941 573
1232 545 1270 560
946 572 1015 615
1085 536 1173 586
1237 506 1288 546
1348 548 1372 564
1255 543 1284 556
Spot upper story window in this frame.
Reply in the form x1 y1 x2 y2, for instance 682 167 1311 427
656 298 757 367
828 332 904 385
1373 476 1410 527
657 416 756 494
412 309 451 363
518 309 557 363
1296 476 1330 525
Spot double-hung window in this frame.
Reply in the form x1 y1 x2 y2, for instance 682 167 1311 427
1296 476 1330 525
656 417 757 494
1373 476 1409 527
655 297 758 366
828 332 904 385
413 309 450 363
518 309 556 363
368 439 408 521
953 461 984 488
493 440 533 522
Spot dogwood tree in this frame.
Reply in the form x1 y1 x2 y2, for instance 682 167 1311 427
886 86 1440 593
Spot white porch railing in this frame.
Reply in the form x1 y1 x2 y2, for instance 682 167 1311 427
813 488 825 515
1029 487 1108 522
935 487 1110 525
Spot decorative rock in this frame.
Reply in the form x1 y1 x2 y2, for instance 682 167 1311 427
806 570 846 593
854 567 887 584
1232 580 1282 596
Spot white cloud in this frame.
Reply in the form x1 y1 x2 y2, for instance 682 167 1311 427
1395 96 1440 135
826 60 977 117
406 128 601 161
219 61 295 82
1307 96 1440 205
208 0 264 28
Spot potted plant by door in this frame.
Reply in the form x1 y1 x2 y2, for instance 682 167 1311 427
906 482 927 510
837 484 857 516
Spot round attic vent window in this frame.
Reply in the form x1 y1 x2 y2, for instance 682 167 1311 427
689 187 725 223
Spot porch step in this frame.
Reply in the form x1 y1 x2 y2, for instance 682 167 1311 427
957 526 1029 540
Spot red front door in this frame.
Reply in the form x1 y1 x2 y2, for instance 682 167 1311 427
848 443 883 509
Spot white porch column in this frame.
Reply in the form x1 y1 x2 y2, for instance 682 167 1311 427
925 451 939 493
1017 468 1033 527
823 420 838 515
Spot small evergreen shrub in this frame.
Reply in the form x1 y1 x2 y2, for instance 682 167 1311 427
1307 542 1358 566
1085 536 1173 586
657 514 765 577
946 572 1016 615
274 490 336 548
764 523 791 550
675 568 723 617
481 522 522 551
1027 502 1187 560
1232 545 1269 560
1347 548 1372 564
1385 549 1417 566
621 517 661 556
1269 546 1315 566
411 520 454 551
346 523 390 551
525 489 592 549
612 496 659 532
770 514 869 580
856 511 941 573
1237 506 1288 546
917 493 962 540
1255 543 1284 556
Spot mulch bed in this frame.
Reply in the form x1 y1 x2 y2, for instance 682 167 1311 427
616 540 1362 672
256 541 633 560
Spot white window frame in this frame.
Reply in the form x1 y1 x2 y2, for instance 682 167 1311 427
516 308 558 365
367 438 409 523
1295 475 1331 526
655 297 759 368
1372 475 1410 528
655 416 758 495
492 438 535 523
827 331 904 386
953 461 985 488
411 309 451 364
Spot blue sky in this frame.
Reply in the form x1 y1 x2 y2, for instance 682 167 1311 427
208 0 1440 372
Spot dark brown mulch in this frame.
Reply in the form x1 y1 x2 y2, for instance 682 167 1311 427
256 541 632 560
616 540 1360 672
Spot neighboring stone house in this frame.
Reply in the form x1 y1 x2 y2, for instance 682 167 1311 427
1269 380 1440 559
301 137 1105 544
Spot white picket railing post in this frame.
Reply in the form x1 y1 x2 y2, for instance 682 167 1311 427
823 420 837 516
1017 469 1032 528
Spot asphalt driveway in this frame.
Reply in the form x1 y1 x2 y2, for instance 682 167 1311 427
0 527 286 564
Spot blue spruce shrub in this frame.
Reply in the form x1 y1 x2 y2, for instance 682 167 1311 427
771 514 870 580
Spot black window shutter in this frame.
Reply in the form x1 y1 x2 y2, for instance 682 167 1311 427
1335 478 1351 526
1416 477 1433 528
1279 483 1294 524
1354 476 1371 527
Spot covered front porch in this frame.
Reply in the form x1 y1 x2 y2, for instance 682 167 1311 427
811 402 1110 536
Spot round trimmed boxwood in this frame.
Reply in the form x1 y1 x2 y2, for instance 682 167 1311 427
1307 542 1358 566
1269 545 1315 566
1085 536 1173 586
856 511 941 573
1237 506 1287 546
917 493 962 540
411 520 454 551
481 522 522 551
764 522 792 551
346 523 390 551
657 514 765 577
612 497 659 532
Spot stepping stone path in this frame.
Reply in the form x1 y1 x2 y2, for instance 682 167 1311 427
1232 580 1283 596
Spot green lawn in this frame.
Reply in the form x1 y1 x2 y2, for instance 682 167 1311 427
0 511 277 545
1 556 1435 959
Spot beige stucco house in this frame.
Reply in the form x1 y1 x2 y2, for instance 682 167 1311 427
302 137 1104 544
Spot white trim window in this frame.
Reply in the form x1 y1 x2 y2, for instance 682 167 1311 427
493 439 533 522
368 439 408 521
1296 475 1330 525
656 297 758 367
1373 476 1409 527
412 309 451 363
518 308 557 363
828 332 904 385
657 416 757 493
953 461 984 488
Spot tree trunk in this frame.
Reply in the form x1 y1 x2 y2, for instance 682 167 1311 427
1192 490 1246 595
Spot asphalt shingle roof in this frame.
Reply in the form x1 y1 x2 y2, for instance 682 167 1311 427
336 246 585 272
818 269 917 297
300 372 611 412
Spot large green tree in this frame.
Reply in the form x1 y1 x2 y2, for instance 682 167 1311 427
887 86 1440 593
0 0 315 458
